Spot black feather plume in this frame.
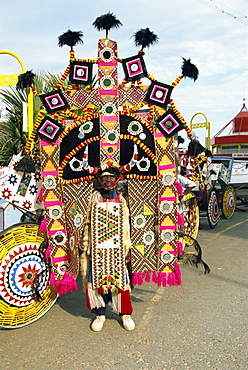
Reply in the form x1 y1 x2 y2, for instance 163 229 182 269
39 238 49 258
31 274 42 301
178 135 185 145
186 139 205 157
204 149 212 157
16 70 35 90
58 29 84 48
132 28 159 50
93 12 122 37
178 231 210 274
181 58 199 81
14 155 36 173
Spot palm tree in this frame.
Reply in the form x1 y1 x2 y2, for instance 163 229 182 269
0 86 28 164
0 71 66 165
93 12 122 38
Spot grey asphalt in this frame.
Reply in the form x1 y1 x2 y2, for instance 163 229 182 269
1 202 247 370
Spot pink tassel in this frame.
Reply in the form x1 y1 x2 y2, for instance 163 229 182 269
45 245 52 260
38 186 44 202
157 273 163 287
50 272 78 296
171 273 176 286
152 270 157 283
132 272 138 285
176 240 183 255
49 271 56 286
177 212 184 227
174 181 183 196
162 273 167 287
157 272 167 287
61 273 78 294
174 264 182 285
39 218 48 232
167 272 176 286
145 271 151 282
138 273 143 285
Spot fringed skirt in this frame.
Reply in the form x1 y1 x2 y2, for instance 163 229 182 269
86 261 133 314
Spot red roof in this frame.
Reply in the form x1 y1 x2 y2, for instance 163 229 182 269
211 100 248 146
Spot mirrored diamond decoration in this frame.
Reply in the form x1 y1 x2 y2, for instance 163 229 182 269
155 110 184 138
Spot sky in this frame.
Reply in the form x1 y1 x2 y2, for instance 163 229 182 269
0 0 247 146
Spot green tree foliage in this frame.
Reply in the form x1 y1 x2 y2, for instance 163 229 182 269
0 71 64 165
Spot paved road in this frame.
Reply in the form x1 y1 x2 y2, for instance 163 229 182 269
1 203 247 369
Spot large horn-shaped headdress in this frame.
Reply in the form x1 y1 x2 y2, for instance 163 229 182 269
82 143 138 174
119 142 138 173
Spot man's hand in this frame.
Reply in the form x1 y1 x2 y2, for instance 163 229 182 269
125 250 131 264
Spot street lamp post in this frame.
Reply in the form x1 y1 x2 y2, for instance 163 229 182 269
0 51 33 139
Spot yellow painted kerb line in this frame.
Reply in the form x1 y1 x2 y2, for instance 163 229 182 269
214 218 248 237
137 288 163 338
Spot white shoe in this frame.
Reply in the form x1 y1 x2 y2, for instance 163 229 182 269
121 315 135 331
91 315 106 332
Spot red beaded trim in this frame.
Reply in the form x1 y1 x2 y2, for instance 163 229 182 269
169 99 192 138
120 134 157 163
60 135 101 170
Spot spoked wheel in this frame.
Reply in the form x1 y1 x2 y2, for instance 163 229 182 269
221 185 236 219
183 192 199 245
207 189 220 228
0 223 57 329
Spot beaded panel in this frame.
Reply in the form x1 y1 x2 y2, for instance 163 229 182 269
64 89 99 108
40 139 77 279
91 202 126 290
118 86 148 106
154 132 180 273
98 38 120 167
128 179 157 273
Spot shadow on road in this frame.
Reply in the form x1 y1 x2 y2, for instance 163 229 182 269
55 277 150 318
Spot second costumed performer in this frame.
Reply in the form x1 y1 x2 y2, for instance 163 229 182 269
80 166 135 332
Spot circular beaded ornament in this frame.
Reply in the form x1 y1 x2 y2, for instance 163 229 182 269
100 76 115 90
161 230 175 243
160 251 175 264
162 172 175 186
49 205 63 220
127 120 143 136
133 215 146 229
79 121 94 134
160 201 174 214
74 213 84 227
69 157 84 172
44 175 57 189
143 231 155 245
136 157 151 172
99 47 115 62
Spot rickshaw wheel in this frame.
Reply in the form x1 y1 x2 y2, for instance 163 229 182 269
221 185 236 219
207 189 220 228
0 223 57 329
183 192 199 245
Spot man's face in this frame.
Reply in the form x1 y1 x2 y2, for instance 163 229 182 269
100 174 118 189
